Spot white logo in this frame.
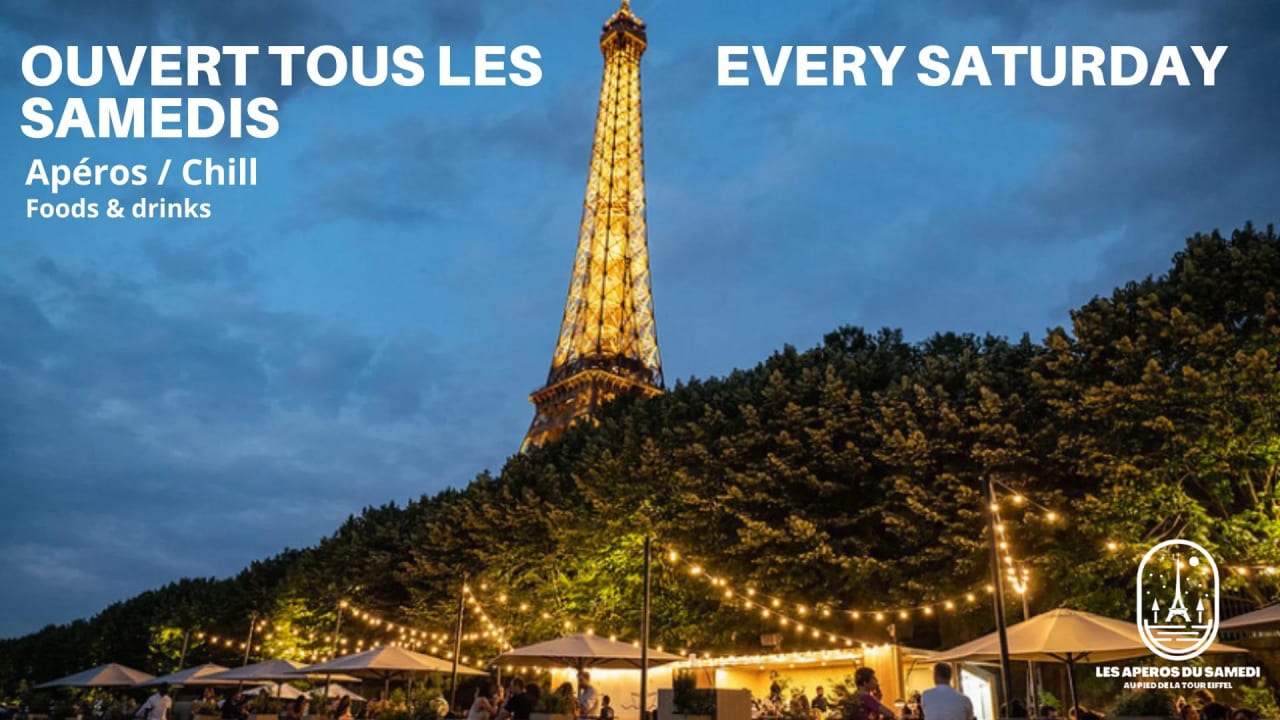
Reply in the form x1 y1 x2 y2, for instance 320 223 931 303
1137 539 1219 661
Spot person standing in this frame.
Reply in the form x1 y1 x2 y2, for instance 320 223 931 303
136 686 172 720
285 696 310 720
470 681 499 720
845 669 895 720
813 687 831 715
598 697 615 720
497 678 534 720
577 673 599 719
921 665 973 720
332 696 353 720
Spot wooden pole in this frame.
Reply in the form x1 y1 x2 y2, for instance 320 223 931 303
986 478 1014 718
450 576 469 713
243 613 258 667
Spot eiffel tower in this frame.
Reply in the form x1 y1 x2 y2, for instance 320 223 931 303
522 0 665 451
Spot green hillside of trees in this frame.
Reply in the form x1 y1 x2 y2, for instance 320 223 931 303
3 224 1278 692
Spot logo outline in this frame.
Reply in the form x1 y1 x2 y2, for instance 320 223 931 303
1137 539 1219 661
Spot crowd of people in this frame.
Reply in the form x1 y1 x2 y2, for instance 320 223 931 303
46 666 1271 720
752 666 1267 720
465 672 613 720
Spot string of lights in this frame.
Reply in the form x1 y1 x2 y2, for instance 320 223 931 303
462 584 515 652
660 542 999 629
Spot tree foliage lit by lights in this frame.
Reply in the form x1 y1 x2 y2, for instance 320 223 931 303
1 223 1277 691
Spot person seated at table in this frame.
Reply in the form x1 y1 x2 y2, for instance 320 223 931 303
221 692 248 720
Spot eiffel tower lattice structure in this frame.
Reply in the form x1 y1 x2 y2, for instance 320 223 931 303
521 0 665 451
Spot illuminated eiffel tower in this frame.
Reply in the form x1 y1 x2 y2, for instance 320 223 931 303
522 0 664 451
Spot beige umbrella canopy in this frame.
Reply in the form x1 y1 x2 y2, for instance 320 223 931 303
245 684 306 700
295 646 484 710
206 660 359 683
243 684 366 702
1220 603 1280 631
142 664 241 687
933 608 1245 664
295 646 487 680
36 663 155 688
492 633 685 671
934 608 1246 715
316 684 368 702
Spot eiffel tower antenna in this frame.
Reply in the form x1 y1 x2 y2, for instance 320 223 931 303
521 0 662 451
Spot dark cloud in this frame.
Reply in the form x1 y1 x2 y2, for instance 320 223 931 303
0 250 509 636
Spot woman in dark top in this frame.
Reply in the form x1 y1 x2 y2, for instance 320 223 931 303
220 693 249 720
285 696 310 720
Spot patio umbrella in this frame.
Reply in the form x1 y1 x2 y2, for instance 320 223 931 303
141 664 241 687
316 684 367 702
1220 602 1280 631
36 663 155 688
491 633 684 670
206 660 358 697
933 608 1246 717
207 659 359 683
244 684 306 700
295 646 486 699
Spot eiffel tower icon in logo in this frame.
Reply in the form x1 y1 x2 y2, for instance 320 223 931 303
1138 539 1220 661
1163 556 1193 624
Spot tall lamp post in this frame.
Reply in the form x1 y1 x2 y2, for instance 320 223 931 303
985 477 1015 717
639 536 653 720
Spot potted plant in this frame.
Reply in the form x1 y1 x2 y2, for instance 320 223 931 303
246 694 283 720
1109 689 1176 720
667 671 716 720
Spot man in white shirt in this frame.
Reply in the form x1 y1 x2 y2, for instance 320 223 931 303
921 665 974 720
577 672 599 718
137 685 172 720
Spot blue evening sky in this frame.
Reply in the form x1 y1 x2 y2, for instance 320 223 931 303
0 0 1276 637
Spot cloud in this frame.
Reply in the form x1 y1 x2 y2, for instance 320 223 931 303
0 249 510 637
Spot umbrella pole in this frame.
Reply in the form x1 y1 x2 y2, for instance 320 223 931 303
1064 660 1079 720
640 535 652 720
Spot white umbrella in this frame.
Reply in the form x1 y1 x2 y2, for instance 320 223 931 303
36 663 155 688
245 684 306 700
295 646 485 709
294 646 487 679
142 664 240 687
1220 602 1280 631
934 608 1246 716
207 660 359 683
206 660 358 698
316 684 367 702
492 633 684 670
